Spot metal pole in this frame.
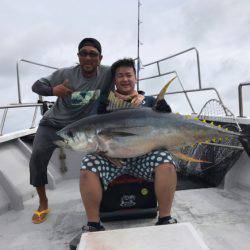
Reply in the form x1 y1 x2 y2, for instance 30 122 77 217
238 84 243 117
30 106 38 129
176 75 196 113
194 48 202 90
16 60 22 104
0 108 8 136
238 82 250 117
137 0 141 91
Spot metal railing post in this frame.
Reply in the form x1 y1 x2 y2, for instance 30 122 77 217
0 108 8 136
238 82 250 117
16 60 22 104
30 106 38 129
194 48 202 90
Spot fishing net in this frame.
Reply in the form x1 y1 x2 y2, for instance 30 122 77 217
176 99 243 187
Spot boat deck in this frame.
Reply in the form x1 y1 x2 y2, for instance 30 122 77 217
0 178 250 250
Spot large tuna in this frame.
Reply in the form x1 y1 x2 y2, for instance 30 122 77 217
55 77 250 162
55 106 249 162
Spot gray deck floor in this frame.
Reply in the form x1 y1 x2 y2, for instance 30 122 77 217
0 179 250 250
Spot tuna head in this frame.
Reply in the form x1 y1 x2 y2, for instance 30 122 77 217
55 126 98 153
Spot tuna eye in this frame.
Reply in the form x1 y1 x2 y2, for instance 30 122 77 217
67 130 74 138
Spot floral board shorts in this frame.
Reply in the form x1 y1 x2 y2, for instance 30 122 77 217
80 149 176 190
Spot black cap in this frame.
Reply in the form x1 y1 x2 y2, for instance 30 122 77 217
78 38 102 54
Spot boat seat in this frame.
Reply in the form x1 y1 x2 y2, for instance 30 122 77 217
100 174 157 222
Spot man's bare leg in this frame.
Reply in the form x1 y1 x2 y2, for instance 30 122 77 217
79 170 102 222
154 163 177 217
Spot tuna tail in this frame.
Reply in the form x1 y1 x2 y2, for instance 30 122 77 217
239 134 250 157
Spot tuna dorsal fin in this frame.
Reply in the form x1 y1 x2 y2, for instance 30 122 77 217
107 91 137 111
156 76 177 102
169 149 210 163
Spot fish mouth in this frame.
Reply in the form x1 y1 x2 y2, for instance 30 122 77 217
54 134 69 148
54 139 67 148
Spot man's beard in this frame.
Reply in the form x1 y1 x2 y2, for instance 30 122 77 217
82 64 98 75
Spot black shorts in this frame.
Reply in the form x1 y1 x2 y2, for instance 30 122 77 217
29 124 61 187
80 149 176 190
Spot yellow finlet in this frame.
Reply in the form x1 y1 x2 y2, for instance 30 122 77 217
170 150 210 163
202 119 206 123
194 117 199 121
218 125 222 128
156 76 177 102
212 138 217 143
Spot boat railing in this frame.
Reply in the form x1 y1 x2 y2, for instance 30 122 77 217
0 59 58 136
238 82 250 117
138 47 225 114
16 59 58 104
0 103 43 136
1 51 248 137
139 47 202 89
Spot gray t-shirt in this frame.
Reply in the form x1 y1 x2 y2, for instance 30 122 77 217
33 64 112 127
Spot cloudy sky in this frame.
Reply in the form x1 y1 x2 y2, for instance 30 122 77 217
1 0 250 133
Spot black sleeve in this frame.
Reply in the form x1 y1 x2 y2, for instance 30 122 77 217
32 80 53 96
97 89 110 114
155 99 172 112
97 100 108 114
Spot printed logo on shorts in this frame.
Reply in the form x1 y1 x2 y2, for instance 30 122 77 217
120 195 136 208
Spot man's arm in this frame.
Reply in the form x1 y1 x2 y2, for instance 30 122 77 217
32 78 72 98
32 80 53 96
97 96 109 114
145 95 172 112
155 99 172 112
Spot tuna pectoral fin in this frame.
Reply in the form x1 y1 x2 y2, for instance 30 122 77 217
156 76 177 102
239 136 250 157
98 130 136 138
169 150 210 163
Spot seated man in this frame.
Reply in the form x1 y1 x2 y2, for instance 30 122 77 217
79 58 177 233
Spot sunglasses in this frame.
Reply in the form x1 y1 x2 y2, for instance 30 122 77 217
78 50 99 58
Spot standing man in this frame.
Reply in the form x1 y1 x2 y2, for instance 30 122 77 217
79 58 177 233
30 38 113 224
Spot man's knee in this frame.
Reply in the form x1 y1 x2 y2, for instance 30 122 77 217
80 169 99 183
156 163 176 174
